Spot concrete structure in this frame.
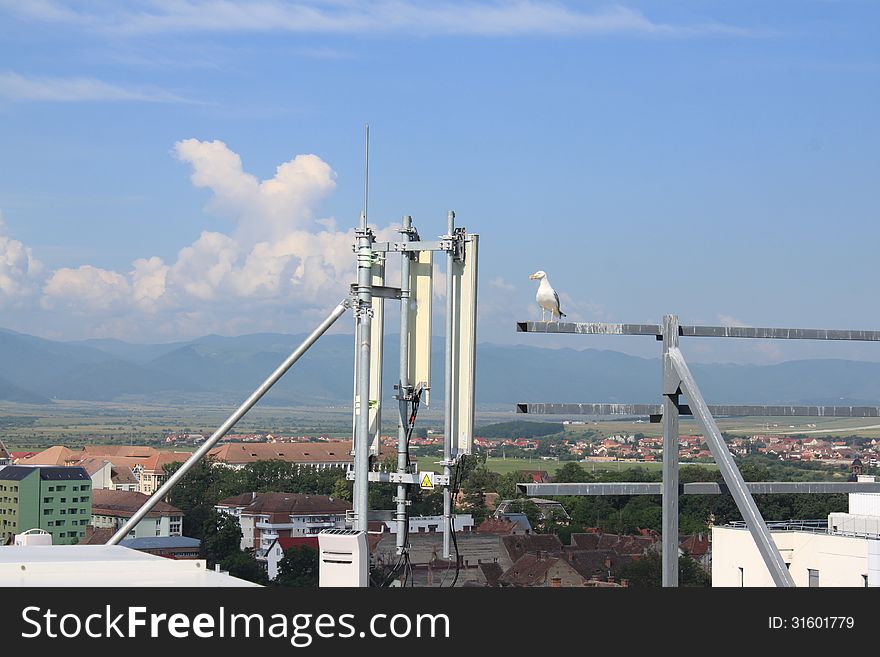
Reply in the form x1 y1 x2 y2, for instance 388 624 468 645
712 525 878 587
383 514 474 535
215 492 350 560
0 466 92 545
714 476 880 587
0 544 257 587
90 489 183 539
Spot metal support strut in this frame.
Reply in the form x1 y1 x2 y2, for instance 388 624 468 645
107 300 349 545
661 314 679 587
667 346 796 587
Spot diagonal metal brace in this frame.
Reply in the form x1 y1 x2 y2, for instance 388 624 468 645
667 346 796 587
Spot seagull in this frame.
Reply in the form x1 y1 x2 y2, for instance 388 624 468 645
529 270 566 321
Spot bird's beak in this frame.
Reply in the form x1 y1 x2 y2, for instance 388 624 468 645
529 273 538 280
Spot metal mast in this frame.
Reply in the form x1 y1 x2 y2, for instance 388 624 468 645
353 125 374 532
442 210 456 558
396 215 413 554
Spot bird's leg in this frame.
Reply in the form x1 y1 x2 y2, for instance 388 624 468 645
541 308 546 322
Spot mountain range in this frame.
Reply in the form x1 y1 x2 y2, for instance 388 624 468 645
2 327 880 408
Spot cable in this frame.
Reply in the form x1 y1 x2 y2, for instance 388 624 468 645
449 455 464 587
380 385 424 587
440 454 465 587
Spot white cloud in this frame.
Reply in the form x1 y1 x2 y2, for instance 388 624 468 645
173 139 336 241
0 212 42 306
32 139 397 338
489 276 516 292
0 71 198 103
1 1 757 38
717 314 750 328
42 265 131 310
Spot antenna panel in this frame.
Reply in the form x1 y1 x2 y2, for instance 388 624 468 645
452 234 479 455
407 250 433 406
369 256 385 455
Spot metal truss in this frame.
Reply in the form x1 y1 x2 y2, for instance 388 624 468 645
516 314 880 587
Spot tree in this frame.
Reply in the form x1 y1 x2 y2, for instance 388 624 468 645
221 549 269 586
505 499 541 529
200 509 242 566
275 546 319 587
554 462 593 483
619 552 710 587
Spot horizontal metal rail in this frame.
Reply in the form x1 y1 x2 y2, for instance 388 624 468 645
517 403 880 418
370 240 450 253
517 321 661 336
517 321 880 342
519 481 880 496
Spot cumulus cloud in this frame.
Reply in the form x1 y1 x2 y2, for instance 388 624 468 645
0 212 42 305
42 265 132 311
173 139 336 241
36 139 395 337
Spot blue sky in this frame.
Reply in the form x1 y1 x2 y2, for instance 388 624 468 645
0 1 877 364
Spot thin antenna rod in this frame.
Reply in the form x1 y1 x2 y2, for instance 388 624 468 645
362 123 369 230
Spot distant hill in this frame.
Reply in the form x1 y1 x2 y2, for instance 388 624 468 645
2 326 880 408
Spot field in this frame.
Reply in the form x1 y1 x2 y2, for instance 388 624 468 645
562 416 880 440
2 398 878 458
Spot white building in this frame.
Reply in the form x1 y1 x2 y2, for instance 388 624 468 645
90 489 184 540
215 492 350 560
713 475 880 587
383 514 475 534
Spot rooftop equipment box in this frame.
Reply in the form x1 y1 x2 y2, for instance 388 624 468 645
318 529 368 587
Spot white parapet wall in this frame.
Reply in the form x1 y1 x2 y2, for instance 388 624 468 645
0 545 260 587
712 525 873 587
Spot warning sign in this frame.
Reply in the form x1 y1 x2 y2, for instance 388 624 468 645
419 471 435 490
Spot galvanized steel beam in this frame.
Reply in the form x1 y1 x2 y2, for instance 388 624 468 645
516 321 880 342
668 346 795 587
662 315 680 587
517 403 880 418
519 482 880 496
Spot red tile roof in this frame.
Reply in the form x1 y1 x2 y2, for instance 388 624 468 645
91 489 183 518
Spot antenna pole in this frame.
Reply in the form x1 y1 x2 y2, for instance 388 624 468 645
443 210 456 559
396 215 413 555
363 124 369 230
353 125 374 533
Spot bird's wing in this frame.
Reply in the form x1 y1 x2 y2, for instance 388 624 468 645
553 290 563 314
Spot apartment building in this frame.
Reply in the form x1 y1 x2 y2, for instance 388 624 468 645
0 466 92 545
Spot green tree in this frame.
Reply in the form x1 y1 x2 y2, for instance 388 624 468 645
200 509 242 566
275 546 319 587
221 549 269 586
554 462 593 483
619 552 710 587
505 499 541 529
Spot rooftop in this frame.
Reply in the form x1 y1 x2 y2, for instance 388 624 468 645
91 489 183 518
0 545 257 587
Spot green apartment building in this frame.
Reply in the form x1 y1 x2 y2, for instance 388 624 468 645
0 466 92 545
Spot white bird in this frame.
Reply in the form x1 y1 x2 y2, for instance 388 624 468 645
529 270 566 321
